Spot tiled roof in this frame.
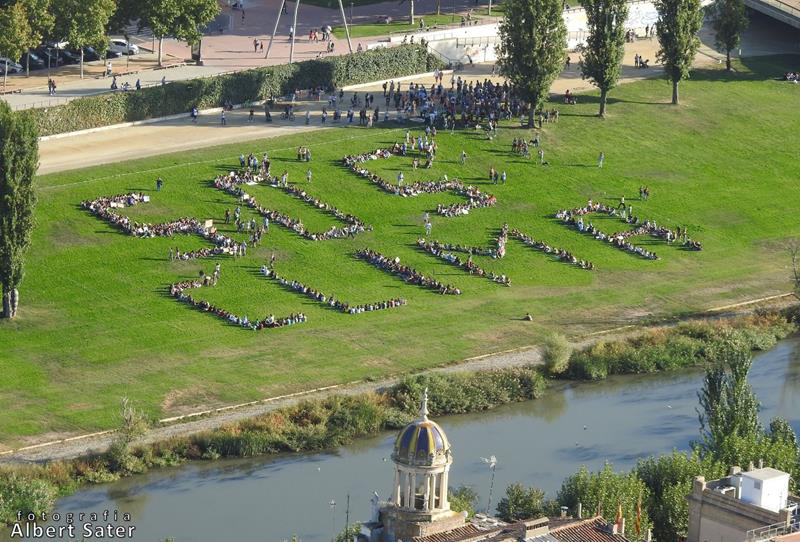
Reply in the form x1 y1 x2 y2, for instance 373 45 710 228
549 517 631 542
412 524 486 542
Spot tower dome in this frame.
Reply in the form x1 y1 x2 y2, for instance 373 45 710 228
392 388 451 467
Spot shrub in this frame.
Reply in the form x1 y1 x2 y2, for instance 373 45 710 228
23 45 442 136
541 333 572 376
564 313 798 381
0 473 57 523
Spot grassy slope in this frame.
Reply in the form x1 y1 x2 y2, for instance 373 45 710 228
332 14 471 39
1 56 799 445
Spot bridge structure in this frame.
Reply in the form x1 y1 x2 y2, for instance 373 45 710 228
745 0 800 30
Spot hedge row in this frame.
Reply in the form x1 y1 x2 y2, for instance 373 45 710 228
22 45 442 137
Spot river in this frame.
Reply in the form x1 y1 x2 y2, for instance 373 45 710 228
4 338 799 542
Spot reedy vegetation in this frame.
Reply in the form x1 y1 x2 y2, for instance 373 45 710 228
1 312 797 533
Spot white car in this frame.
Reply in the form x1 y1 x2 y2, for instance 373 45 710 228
109 39 140 56
0 58 23 74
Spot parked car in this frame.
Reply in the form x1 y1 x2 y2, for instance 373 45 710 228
34 47 64 67
59 49 81 64
108 39 140 56
19 52 47 70
81 47 101 62
0 58 24 74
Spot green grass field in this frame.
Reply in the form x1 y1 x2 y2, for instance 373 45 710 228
333 13 467 39
1 56 799 447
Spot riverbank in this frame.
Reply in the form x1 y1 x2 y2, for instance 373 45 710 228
1 306 797 526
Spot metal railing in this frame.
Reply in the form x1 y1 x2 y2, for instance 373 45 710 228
745 501 800 541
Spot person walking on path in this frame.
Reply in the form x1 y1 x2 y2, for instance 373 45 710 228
221 110 227 125
253 38 259 52
598 151 605 168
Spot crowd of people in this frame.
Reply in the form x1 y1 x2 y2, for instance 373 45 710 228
81 193 240 259
169 275 307 330
356 249 462 295
260 266 407 314
416 238 511 286
555 200 702 259
342 148 496 216
213 169 367 241
510 228 595 270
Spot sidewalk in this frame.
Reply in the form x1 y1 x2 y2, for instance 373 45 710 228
1 0 488 110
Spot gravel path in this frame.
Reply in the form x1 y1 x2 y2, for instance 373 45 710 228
4 292 795 464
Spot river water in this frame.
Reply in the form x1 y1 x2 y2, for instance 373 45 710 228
4 338 799 542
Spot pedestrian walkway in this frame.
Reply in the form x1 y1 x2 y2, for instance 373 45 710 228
1 0 488 110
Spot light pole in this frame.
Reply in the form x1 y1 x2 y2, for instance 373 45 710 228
46 47 52 79
329 499 337 542
481 455 498 514
350 1 353 25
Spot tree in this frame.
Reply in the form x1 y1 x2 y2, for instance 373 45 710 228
709 0 748 71
334 523 361 542
18 0 55 76
579 0 629 117
654 0 703 104
51 0 116 78
696 341 761 462
0 2 33 89
557 463 652 536
497 0 567 126
0 102 38 319
449 485 479 517
107 397 150 472
496 482 548 522
542 332 572 376
635 451 724 542
139 0 220 66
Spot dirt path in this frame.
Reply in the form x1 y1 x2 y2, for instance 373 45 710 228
2 293 794 465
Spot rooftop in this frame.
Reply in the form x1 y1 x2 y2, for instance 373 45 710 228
743 468 792 482
549 517 632 542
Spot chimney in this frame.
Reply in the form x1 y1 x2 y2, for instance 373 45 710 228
748 461 755 471
729 466 741 476
560 506 568 519
758 459 764 469
620 518 626 536
577 502 582 519
693 476 707 496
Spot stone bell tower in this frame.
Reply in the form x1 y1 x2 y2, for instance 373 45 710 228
360 389 467 542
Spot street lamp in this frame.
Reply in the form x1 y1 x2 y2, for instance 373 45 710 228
350 2 353 25
329 499 337 542
481 455 498 514
46 47 52 78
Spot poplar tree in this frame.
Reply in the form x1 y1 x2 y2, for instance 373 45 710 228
709 0 748 71
0 102 38 319
497 0 567 126
580 0 629 117
654 0 703 105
